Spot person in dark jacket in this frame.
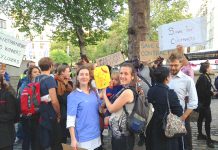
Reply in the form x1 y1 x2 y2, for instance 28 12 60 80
196 61 217 148
146 67 183 150
0 74 17 150
54 64 73 143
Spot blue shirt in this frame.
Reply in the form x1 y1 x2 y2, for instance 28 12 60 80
35 75 57 96
67 89 101 142
106 85 123 103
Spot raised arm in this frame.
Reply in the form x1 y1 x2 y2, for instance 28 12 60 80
102 88 134 113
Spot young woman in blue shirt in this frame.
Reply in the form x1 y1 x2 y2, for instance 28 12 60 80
67 65 102 150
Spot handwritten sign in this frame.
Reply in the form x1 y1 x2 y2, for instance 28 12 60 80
96 52 124 66
0 32 26 67
94 66 110 89
158 17 206 51
140 41 176 62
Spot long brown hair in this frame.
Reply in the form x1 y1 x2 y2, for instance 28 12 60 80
0 74 8 90
73 65 94 91
28 66 41 80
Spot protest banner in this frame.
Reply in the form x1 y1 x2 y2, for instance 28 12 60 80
0 32 26 67
96 51 124 66
158 17 206 51
140 41 175 62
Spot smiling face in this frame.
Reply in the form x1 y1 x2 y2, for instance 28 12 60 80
77 68 91 87
119 66 134 86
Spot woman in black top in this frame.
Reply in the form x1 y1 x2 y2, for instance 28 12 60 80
0 74 17 150
146 67 183 150
196 61 217 148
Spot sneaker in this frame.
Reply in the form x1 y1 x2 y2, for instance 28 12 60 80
207 140 215 148
137 135 145 146
14 137 22 144
197 134 207 140
102 128 109 136
137 138 145 146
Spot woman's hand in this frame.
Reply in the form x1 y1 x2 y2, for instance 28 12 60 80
71 138 78 150
101 88 107 98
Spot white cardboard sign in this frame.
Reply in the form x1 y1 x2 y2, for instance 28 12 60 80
96 51 124 66
0 32 26 67
158 17 206 51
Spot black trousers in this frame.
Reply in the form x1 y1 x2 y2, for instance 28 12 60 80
60 118 69 144
21 116 40 150
0 146 13 150
197 107 212 139
111 134 135 150
184 117 192 150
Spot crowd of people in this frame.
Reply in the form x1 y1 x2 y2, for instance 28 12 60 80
0 49 218 150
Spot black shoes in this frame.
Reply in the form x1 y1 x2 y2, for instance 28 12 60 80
207 139 215 148
197 134 207 140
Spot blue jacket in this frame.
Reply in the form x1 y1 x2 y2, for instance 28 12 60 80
4 72 10 82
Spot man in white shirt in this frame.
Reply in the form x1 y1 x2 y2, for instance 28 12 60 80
168 52 198 150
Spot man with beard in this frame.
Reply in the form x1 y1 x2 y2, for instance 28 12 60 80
168 53 198 150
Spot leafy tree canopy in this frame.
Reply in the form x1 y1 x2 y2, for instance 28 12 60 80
1 0 125 53
92 0 191 59
50 49 71 64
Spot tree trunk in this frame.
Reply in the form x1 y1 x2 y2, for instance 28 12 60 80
76 27 86 57
128 0 150 60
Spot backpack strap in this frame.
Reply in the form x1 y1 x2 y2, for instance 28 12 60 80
137 73 151 88
31 85 40 107
123 87 137 116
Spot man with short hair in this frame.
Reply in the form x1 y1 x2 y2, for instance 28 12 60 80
177 45 195 150
168 52 198 150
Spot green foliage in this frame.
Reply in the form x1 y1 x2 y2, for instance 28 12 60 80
91 11 129 59
149 0 192 40
91 0 191 59
3 0 125 49
50 49 71 64
50 41 81 64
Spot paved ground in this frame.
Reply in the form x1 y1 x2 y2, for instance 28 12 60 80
14 99 218 150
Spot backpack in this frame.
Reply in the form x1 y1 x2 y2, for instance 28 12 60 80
123 86 154 134
215 76 218 90
20 76 49 116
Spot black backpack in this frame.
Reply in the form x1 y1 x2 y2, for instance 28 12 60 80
123 86 154 134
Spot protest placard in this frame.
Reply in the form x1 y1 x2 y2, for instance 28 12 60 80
140 41 175 62
158 17 206 51
96 51 124 66
0 32 26 67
